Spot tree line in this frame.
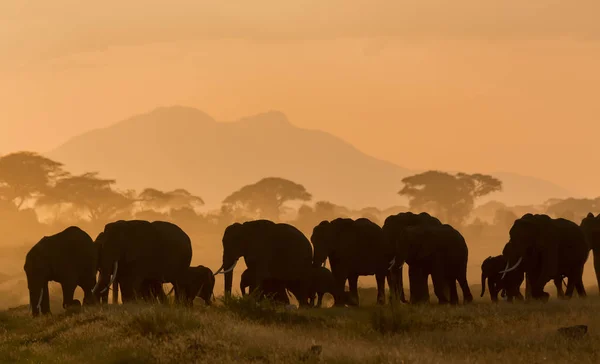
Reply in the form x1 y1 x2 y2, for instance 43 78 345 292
1 151 595 245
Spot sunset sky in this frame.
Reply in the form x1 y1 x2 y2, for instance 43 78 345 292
1 1 599 197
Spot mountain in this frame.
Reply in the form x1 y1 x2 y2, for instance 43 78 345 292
47 106 575 210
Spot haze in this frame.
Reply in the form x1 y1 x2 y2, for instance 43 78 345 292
2 1 600 197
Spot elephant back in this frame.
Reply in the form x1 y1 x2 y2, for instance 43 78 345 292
268 223 313 281
24 226 96 282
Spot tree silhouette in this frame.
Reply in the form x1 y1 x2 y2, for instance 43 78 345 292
545 197 600 222
0 152 65 209
137 188 204 213
399 171 502 226
223 177 312 220
37 172 134 223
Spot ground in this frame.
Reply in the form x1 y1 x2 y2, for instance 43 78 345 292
1 289 598 364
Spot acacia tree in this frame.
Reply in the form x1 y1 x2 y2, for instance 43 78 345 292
398 171 502 226
545 197 600 222
137 188 204 213
37 172 135 224
223 177 312 220
0 152 65 208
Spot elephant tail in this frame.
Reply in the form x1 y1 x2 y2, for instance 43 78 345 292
480 273 487 297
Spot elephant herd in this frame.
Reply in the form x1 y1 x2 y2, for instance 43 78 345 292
22 212 600 317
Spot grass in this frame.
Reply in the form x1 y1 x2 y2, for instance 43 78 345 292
1 289 600 364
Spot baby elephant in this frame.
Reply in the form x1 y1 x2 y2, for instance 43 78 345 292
308 267 338 307
178 265 215 306
240 268 290 304
481 255 524 302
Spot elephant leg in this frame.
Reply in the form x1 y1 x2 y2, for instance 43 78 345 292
375 273 386 305
41 281 51 315
408 265 429 304
61 282 77 309
331 270 347 307
111 280 119 304
554 277 566 298
386 265 404 303
456 267 473 304
119 279 136 303
489 279 499 303
448 279 459 305
571 265 587 298
431 268 449 305
525 273 532 300
593 250 600 295
564 276 577 298
317 293 324 307
347 274 359 306
29 282 44 317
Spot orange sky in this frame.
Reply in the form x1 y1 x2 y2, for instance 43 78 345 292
1 1 600 197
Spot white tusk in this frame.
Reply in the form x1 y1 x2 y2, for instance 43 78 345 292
500 257 522 279
100 261 119 294
388 257 396 270
212 266 224 276
500 261 510 280
92 281 100 294
215 260 238 275
37 287 44 311
321 261 326 268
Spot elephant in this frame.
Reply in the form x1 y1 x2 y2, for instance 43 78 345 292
178 265 215 306
311 217 393 306
23 226 97 317
502 214 589 301
215 220 313 307
308 266 337 307
580 213 600 294
480 255 524 302
92 220 193 304
394 223 473 305
382 212 443 303
240 268 290 304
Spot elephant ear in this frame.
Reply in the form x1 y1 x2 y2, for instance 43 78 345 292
402 226 434 262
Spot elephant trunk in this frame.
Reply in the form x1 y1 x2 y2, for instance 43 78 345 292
480 273 487 297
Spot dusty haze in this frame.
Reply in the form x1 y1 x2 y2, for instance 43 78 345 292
2 1 600 197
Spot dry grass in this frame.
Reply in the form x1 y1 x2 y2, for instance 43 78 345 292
1 289 599 364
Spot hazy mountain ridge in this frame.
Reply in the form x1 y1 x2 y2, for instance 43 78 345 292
47 106 574 210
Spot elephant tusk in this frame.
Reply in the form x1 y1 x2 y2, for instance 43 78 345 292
101 261 119 294
213 265 224 276
37 287 44 311
500 257 522 279
92 281 100 294
388 257 396 270
215 260 238 275
500 261 510 280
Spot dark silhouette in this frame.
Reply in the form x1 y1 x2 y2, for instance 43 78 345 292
393 223 473 305
580 213 600 294
382 212 443 303
311 218 396 306
480 255 524 302
399 171 502 226
223 177 312 220
138 188 204 213
24 226 97 317
93 220 192 304
218 219 313 307
0 151 65 209
37 172 134 225
503 214 589 301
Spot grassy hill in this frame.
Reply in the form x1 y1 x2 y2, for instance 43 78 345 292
1 291 598 364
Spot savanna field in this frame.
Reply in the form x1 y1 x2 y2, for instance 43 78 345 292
1 287 598 364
